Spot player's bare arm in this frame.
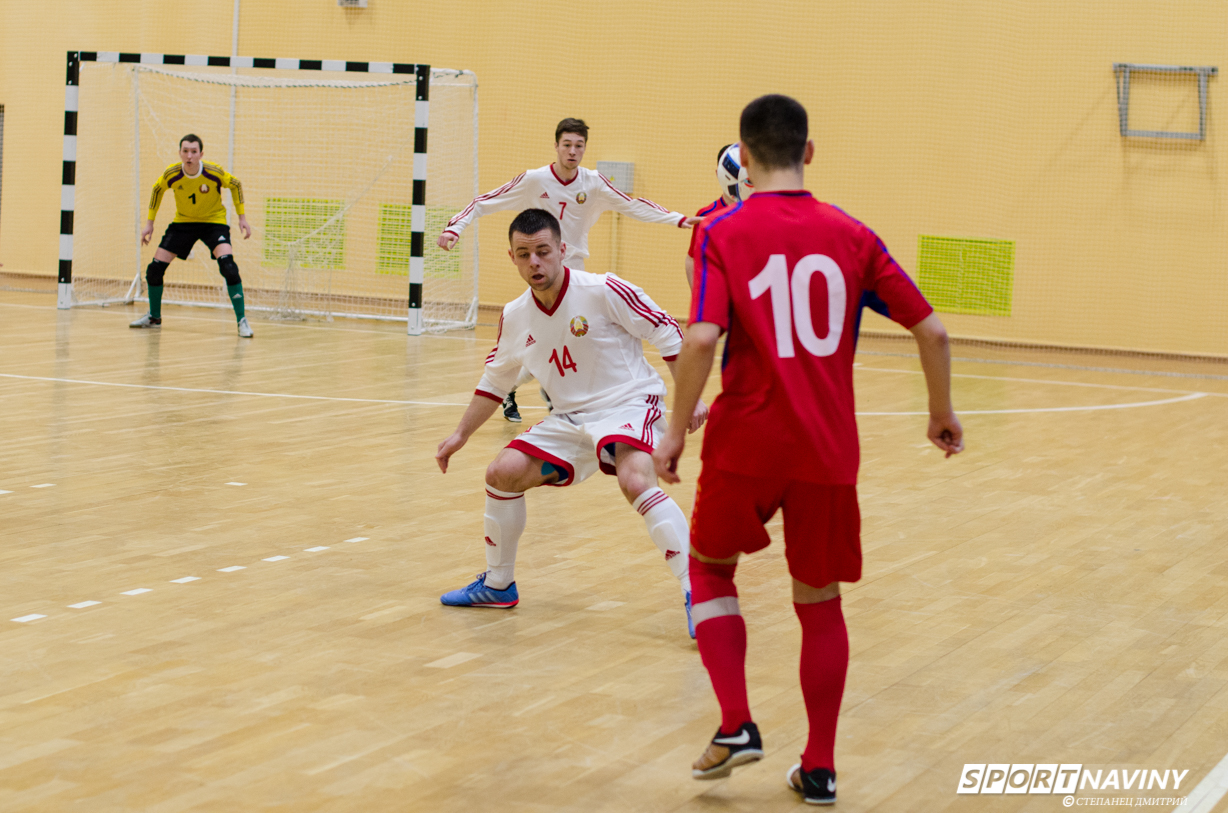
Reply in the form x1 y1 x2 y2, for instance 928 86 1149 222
909 313 964 457
653 321 722 483
664 358 709 433
435 394 501 473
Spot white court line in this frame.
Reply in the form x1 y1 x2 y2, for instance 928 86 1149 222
857 392 1208 415
30 483 55 488
170 577 200 583
12 614 46 623
304 546 329 552
860 363 1220 396
0 372 1213 415
344 537 368 543
68 601 100 609
0 490 11 495
217 566 245 573
0 372 482 409
263 556 289 562
225 482 246 486
121 588 150 596
1174 752 1228 812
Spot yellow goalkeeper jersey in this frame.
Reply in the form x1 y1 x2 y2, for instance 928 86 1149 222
148 160 245 225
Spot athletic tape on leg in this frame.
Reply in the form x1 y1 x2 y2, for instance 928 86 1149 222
692 596 741 626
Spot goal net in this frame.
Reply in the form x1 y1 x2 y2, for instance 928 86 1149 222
70 62 478 330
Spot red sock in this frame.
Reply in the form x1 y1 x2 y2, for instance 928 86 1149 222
690 556 751 734
795 597 849 773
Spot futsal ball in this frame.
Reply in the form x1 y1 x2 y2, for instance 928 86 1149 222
716 143 753 201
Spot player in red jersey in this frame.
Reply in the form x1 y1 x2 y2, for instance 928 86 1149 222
653 95 963 805
684 144 747 289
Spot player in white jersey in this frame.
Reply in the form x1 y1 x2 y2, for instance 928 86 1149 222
438 118 701 422
435 209 708 638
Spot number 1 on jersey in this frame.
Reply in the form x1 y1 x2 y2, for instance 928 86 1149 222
549 346 578 376
749 253 846 359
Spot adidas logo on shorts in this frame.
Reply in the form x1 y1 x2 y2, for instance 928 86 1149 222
619 422 634 430
665 550 680 560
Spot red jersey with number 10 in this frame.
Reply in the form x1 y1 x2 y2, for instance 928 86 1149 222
690 190 933 484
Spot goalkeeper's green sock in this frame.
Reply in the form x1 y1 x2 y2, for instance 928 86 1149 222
227 283 246 320
149 285 163 319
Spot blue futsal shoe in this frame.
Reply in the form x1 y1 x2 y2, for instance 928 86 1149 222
440 572 519 608
685 590 696 639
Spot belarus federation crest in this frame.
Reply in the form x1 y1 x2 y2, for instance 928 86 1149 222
570 315 589 337
199 184 210 193
575 192 587 204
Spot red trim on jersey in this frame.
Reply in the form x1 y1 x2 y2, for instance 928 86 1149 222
485 312 505 363
662 354 678 362
550 164 579 186
485 489 524 501
447 173 526 227
533 266 571 316
676 214 687 227
606 278 684 340
475 389 503 403
507 439 575 486
599 174 632 201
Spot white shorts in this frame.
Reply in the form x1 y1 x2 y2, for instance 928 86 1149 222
506 395 665 486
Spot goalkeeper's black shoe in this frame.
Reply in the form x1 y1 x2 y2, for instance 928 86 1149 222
787 763 837 805
502 391 522 423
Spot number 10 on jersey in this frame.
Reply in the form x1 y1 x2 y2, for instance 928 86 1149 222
750 253 846 359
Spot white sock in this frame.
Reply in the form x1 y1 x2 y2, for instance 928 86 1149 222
633 487 692 594
484 486 526 590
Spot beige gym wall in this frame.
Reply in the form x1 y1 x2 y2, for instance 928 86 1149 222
2 1 1226 355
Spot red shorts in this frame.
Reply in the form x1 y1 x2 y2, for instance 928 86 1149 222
690 465 862 587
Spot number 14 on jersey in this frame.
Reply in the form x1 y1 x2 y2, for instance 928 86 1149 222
548 346 578 376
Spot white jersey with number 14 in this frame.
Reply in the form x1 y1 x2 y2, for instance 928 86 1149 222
476 268 684 415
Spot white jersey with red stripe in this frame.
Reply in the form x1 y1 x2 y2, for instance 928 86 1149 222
476 268 684 415
443 165 688 268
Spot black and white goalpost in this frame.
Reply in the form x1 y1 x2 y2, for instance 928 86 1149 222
59 50 458 335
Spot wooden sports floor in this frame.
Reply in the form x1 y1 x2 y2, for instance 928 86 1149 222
3 291 1228 813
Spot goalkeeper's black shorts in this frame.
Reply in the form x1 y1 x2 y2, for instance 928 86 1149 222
159 222 232 261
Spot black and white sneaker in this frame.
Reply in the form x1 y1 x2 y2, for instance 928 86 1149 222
691 722 764 779
502 391 522 423
787 763 836 805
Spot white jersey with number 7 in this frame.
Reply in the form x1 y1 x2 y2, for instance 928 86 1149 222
443 165 689 269
475 268 684 415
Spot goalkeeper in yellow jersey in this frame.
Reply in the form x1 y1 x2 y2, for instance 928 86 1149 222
131 133 254 337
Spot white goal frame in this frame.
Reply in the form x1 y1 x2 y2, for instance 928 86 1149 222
58 50 466 335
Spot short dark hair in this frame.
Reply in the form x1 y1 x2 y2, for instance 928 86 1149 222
179 133 204 151
508 208 562 244
739 95 808 170
555 117 589 142
716 143 734 165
